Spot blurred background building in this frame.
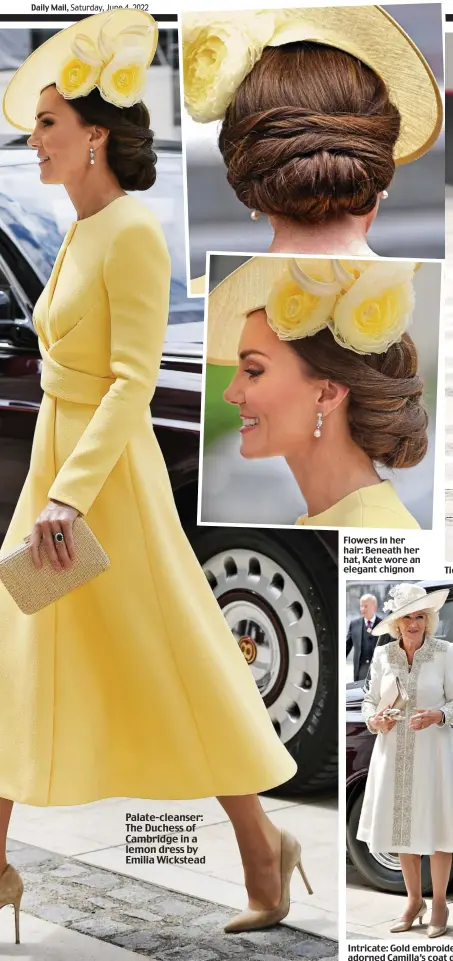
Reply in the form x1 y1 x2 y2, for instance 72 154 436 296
202 256 440 529
185 3 445 278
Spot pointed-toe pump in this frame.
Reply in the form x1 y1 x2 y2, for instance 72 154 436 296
224 830 312 934
0 864 23 944
389 899 427 934
427 906 449 939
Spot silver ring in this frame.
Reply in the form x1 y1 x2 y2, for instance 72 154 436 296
53 532 65 543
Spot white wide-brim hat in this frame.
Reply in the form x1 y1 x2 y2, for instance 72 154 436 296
3 9 158 132
182 5 443 165
372 585 449 637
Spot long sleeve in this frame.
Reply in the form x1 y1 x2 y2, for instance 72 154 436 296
442 642 453 725
346 622 353 658
362 647 383 731
48 218 171 516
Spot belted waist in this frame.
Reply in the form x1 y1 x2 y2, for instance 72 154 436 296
41 351 115 405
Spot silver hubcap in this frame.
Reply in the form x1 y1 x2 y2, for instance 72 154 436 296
203 548 319 744
371 851 401 871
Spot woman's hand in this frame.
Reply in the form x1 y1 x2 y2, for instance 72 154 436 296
368 709 398 734
29 500 79 572
409 709 443 731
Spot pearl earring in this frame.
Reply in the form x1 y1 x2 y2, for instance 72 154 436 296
89 147 95 165
314 411 323 438
250 210 261 221
380 189 388 199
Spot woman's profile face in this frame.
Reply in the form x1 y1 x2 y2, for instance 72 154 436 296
398 611 427 644
223 309 326 460
27 85 96 185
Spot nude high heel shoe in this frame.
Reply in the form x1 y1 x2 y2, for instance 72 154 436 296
0 864 23 944
427 905 449 938
389 899 427 933
224 830 313 934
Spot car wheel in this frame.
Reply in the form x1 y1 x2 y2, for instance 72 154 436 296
347 789 433 894
187 525 337 795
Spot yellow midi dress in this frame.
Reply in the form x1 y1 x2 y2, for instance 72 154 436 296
0 195 296 806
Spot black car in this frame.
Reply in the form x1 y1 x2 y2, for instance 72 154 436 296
0 138 338 796
346 580 453 891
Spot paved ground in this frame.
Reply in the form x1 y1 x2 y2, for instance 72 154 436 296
8 794 337 941
346 863 453 940
1 839 338 960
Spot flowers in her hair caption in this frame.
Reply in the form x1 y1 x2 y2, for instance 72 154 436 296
125 812 206 866
343 535 420 577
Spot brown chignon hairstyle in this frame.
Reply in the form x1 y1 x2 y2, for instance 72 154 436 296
286 328 427 469
219 42 401 222
66 86 157 192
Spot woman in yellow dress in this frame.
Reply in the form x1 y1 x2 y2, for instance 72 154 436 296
207 256 429 529
0 11 308 943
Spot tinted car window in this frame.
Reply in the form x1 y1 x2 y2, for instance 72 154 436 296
0 147 203 339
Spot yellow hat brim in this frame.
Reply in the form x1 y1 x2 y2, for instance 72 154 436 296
3 9 158 132
208 257 298 366
266 5 443 166
185 4 443 166
207 256 420 366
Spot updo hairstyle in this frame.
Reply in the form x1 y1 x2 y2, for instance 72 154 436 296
287 328 427 469
219 42 401 222
69 87 157 191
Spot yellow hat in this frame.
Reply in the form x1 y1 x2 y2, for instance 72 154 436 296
207 256 419 364
183 5 442 165
3 9 158 132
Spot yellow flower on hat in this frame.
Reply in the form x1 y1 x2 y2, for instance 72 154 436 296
266 260 339 341
57 55 101 99
183 12 276 123
99 46 148 108
332 261 416 354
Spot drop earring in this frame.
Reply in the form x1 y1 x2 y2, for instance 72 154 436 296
314 412 323 438
250 210 261 221
89 147 95 165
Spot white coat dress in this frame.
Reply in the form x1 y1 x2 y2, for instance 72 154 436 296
357 636 453 854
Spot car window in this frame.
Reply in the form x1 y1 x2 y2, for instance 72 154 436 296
436 602 453 643
0 150 203 342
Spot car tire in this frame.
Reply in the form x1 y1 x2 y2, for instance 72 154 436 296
187 524 337 796
347 789 433 894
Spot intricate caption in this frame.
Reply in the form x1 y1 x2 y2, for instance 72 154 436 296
348 943 452 961
125 813 206 865
343 535 421 576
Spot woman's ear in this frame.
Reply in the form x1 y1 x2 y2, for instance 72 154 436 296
89 125 109 150
316 379 349 415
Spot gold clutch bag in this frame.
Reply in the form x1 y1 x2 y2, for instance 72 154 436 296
0 516 110 615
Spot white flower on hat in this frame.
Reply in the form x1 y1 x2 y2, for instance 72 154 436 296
99 46 149 108
331 261 416 355
263 258 416 354
183 11 276 123
382 584 427 614
266 259 339 340
57 39 103 100
56 14 155 107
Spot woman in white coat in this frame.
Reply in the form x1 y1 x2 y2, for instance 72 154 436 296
357 584 453 938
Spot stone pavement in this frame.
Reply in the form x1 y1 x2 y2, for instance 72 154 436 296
2 839 338 960
9 795 337 939
347 863 453 940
